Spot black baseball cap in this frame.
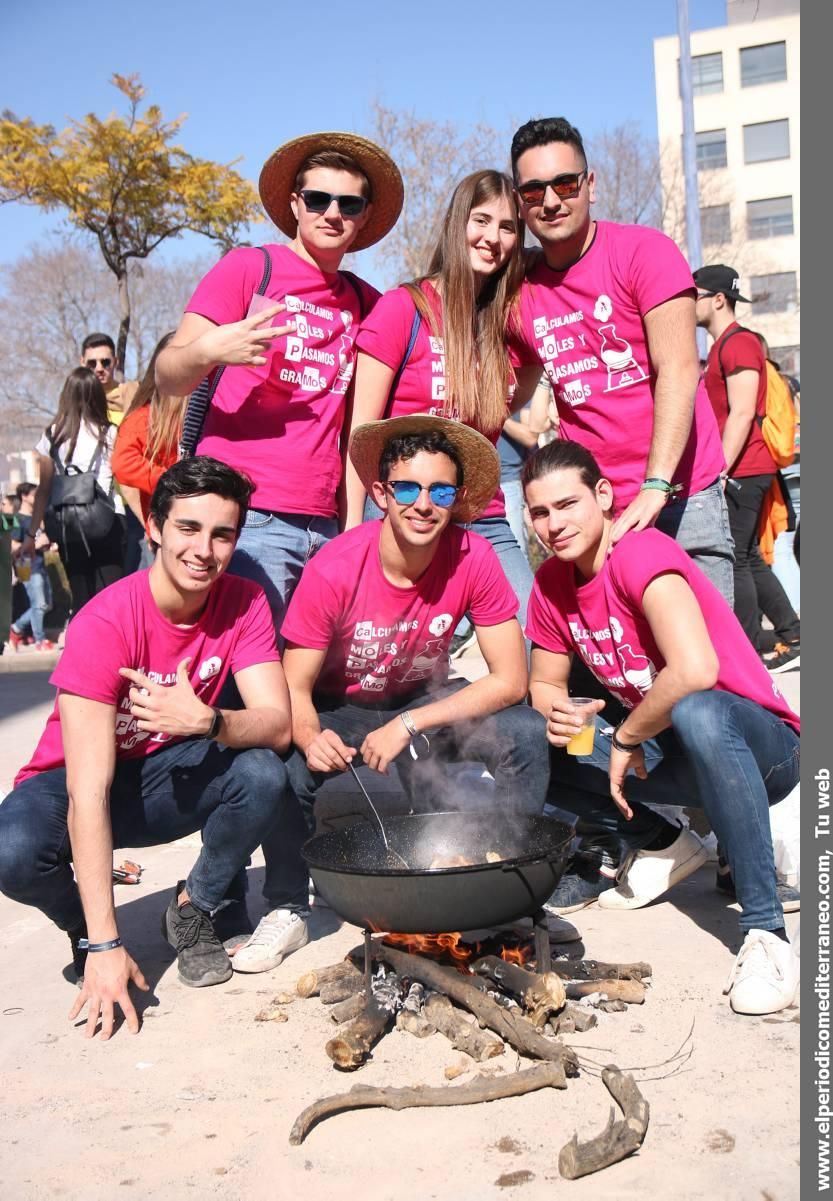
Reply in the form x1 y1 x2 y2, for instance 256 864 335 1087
692 265 750 302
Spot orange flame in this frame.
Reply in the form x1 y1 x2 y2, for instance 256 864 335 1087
381 931 535 969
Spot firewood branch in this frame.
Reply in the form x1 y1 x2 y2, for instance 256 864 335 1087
289 1061 567 1145
558 1066 650 1179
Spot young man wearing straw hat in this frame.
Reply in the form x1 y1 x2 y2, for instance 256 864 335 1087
156 132 403 630
230 415 550 973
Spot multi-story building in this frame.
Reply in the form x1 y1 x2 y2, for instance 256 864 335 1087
653 0 800 375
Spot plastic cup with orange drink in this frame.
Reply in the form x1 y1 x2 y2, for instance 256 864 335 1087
565 697 598 756
14 555 32 583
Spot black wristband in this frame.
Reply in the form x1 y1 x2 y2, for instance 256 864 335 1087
77 937 123 953
205 707 223 740
610 723 643 753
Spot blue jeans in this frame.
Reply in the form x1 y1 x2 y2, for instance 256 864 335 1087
230 508 338 639
547 690 799 932
262 680 550 912
13 567 52 643
0 739 293 930
655 478 735 605
501 479 530 566
363 497 533 629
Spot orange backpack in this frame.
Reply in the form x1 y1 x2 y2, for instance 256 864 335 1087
719 327 796 469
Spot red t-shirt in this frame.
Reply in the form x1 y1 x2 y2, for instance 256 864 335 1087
281 521 518 702
187 244 380 517
704 323 775 478
526 528 799 733
356 281 506 519
508 222 725 506
16 571 280 784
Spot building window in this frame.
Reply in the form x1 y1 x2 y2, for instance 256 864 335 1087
771 345 800 376
750 272 798 314
741 42 787 87
747 197 794 239
743 120 790 164
692 52 723 94
696 129 727 170
701 204 731 244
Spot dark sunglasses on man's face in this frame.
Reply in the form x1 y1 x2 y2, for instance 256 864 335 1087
84 357 113 369
299 189 369 218
517 169 588 206
385 480 459 509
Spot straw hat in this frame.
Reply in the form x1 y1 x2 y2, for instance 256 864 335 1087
349 415 500 523
259 132 404 252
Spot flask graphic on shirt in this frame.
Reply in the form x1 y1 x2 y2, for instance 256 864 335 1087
616 644 657 694
598 324 648 393
333 334 355 393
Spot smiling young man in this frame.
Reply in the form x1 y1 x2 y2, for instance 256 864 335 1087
229 415 549 974
0 458 296 1038
156 132 403 633
523 439 800 1015
507 117 732 602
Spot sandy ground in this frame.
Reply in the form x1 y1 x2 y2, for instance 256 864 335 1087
0 655 800 1201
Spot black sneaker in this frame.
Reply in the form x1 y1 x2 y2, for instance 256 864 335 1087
212 898 255 955
762 641 800 675
716 860 800 913
68 922 88 986
544 857 618 914
449 628 478 660
161 881 232 987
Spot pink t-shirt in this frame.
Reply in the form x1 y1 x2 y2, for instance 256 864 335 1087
16 570 280 784
526 527 799 733
281 521 518 702
508 222 725 507
356 282 507 519
187 244 380 517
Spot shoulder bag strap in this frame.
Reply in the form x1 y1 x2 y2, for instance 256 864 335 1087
339 270 368 321
179 246 272 458
384 306 422 417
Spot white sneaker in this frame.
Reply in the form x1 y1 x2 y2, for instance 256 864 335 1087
231 909 309 974
725 929 799 1015
597 828 708 910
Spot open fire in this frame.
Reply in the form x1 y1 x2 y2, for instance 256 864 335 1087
381 929 533 968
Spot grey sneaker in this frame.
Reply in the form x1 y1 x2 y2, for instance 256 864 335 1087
161 881 232 988
232 909 309 974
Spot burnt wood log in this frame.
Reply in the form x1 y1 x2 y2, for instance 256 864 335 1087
319 974 366 1005
396 1009 436 1038
563 979 646 1005
552 1004 598 1035
558 1066 650 1179
328 993 366 1025
296 960 362 999
423 994 504 1061
325 993 395 1069
471 956 566 1027
357 945 578 1074
289 1061 568 1145
552 960 652 983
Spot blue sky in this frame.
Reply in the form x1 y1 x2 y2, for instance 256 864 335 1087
0 0 726 273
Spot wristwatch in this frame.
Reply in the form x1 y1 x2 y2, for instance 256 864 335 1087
205 707 223 740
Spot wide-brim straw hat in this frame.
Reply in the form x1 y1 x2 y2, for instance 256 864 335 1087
349 415 500 523
259 132 404 252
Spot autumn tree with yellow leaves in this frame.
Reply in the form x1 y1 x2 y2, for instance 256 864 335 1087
0 74 261 370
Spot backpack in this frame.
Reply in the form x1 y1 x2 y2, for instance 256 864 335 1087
718 326 796 468
179 249 371 457
44 442 117 555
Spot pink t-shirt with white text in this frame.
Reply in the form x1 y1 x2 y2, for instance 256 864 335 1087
525 527 799 732
16 570 280 784
509 222 725 506
281 521 518 701
188 244 379 517
356 282 507 519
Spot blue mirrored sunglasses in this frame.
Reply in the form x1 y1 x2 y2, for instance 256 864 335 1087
386 481 459 509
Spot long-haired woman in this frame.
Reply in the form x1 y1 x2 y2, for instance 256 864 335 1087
21 367 123 616
346 169 534 626
112 332 185 525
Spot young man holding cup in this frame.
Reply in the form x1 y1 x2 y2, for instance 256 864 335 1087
524 439 799 1016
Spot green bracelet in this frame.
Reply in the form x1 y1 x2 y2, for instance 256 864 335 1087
640 477 683 495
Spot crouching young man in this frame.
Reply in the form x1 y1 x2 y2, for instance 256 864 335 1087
523 440 800 1015
230 416 550 973
0 458 295 1039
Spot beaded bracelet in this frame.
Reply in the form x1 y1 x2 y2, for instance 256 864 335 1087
610 723 643 753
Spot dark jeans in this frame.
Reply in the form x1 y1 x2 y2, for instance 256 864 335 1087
546 690 799 932
61 520 124 616
263 681 550 912
0 739 292 931
725 473 800 651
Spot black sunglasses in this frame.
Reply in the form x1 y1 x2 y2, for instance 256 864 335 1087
84 357 113 369
517 170 588 206
385 481 459 509
299 189 369 218
696 291 715 300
